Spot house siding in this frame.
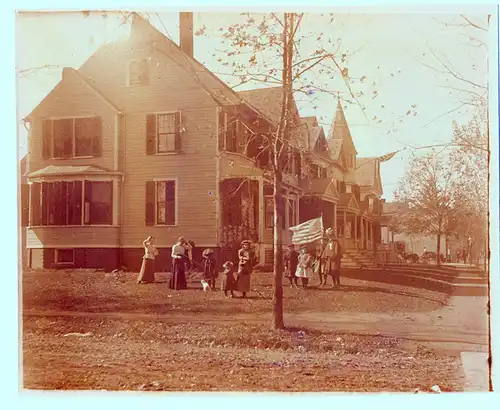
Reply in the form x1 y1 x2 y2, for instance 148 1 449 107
27 226 120 248
122 108 218 248
78 43 218 115
27 73 117 174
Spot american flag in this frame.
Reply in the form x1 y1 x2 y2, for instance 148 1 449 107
377 151 399 162
289 217 324 245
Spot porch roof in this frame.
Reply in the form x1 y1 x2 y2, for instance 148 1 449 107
27 165 123 178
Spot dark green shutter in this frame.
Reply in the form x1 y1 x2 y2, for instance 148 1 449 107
165 180 176 225
174 111 182 151
42 120 52 159
218 110 226 151
146 114 156 155
145 181 155 226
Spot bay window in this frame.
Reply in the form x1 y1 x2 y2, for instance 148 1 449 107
30 180 113 226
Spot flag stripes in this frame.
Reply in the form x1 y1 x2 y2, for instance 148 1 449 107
289 216 324 245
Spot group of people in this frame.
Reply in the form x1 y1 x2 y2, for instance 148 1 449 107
135 227 342 294
136 236 256 297
284 227 343 288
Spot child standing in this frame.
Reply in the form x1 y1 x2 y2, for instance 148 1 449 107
284 244 299 288
221 261 236 298
202 248 217 290
295 245 314 288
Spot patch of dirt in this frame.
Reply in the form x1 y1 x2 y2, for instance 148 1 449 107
22 316 463 392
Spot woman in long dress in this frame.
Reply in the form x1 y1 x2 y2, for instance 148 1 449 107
235 240 254 298
137 236 159 284
169 237 188 290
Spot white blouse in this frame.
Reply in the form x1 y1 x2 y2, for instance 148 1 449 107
143 242 158 260
171 243 186 259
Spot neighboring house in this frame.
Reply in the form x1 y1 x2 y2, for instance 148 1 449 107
380 201 446 255
23 12 386 271
20 155 29 268
298 100 384 256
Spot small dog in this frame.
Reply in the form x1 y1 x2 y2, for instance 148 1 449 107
200 279 212 292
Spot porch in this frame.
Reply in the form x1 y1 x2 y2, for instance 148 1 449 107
218 177 301 265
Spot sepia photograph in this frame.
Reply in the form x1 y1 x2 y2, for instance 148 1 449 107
17 7 495 393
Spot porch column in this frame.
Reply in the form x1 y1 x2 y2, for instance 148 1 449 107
343 210 347 236
354 214 358 248
258 178 265 243
360 217 365 250
370 221 374 251
113 179 120 226
28 182 32 226
333 203 337 237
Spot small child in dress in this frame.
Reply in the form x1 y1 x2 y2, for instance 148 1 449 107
295 245 314 288
202 248 217 290
221 261 235 298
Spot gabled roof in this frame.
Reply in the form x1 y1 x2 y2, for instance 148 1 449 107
26 67 121 119
127 13 242 107
338 192 359 209
301 178 339 202
27 165 122 178
238 87 283 123
327 98 358 160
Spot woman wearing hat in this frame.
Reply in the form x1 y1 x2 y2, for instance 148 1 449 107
169 237 188 290
235 240 254 298
137 236 159 284
202 248 217 289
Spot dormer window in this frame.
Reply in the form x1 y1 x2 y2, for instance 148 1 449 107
128 59 149 86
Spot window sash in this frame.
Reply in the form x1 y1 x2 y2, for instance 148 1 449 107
155 113 179 153
155 181 176 225
46 117 101 159
30 180 112 226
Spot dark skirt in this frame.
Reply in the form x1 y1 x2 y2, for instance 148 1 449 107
137 258 155 283
221 272 236 291
169 258 187 290
235 267 251 293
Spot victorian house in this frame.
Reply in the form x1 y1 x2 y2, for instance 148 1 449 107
23 12 385 271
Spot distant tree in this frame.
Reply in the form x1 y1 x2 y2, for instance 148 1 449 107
394 152 461 265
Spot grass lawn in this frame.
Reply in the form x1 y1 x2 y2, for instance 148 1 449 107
21 269 463 392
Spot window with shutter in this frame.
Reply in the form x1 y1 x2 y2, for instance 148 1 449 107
145 181 155 226
147 113 181 154
152 180 177 226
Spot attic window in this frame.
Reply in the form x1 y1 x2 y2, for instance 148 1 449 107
128 59 149 86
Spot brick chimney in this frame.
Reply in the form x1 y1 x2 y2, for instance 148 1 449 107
179 12 194 58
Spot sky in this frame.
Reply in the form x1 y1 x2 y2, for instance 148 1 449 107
15 10 490 201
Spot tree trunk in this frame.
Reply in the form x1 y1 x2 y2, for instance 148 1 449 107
445 235 449 263
436 232 441 266
272 171 285 329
